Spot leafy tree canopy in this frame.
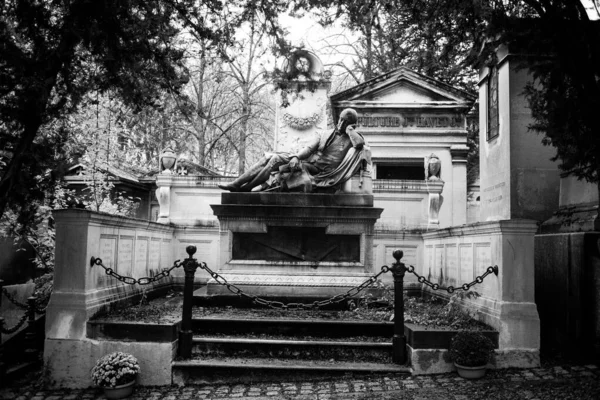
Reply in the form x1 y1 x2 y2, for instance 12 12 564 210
0 0 288 221
297 0 600 202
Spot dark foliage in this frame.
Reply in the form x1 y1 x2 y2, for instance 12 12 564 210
449 330 495 367
475 2 600 201
0 0 289 222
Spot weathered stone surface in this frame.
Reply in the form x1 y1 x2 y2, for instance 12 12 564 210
0 282 34 343
479 48 560 223
211 204 383 220
209 193 383 297
422 219 541 367
44 339 174 388
221 193 374 207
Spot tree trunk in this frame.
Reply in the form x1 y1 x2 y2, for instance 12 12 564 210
0 6 78 220
0 117 44 219
365 21 373 80
596 171 600 231
196 42 207 166
238 97 248 175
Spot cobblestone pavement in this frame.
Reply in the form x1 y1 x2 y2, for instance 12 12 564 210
1 364 599 400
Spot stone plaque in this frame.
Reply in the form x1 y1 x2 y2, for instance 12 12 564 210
135 238 148 276
482 179 509 221
459 244 474 283
149 238 161 271
475 243 496 298
160 239 171 269
425 245 433 277
233 227 360 262
445 245 458 284
99 235 116 286
358 114 464 129
118 237 134 276
433 245 444 280
474 243 492 271
100 236 116 270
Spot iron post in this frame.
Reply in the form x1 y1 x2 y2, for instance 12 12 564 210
179 245 199 359
391 250 407 364
24 296 37 361
0 279 4 385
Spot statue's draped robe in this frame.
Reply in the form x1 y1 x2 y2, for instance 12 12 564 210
278 127 370 192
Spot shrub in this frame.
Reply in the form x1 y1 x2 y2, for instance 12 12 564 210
91 352 140 387
449 331 495 367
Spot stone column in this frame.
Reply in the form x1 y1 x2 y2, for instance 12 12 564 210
156 174 173 224
450 144 469 226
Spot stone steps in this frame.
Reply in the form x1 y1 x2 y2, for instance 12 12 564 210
191 336 392 362
172 358 410 385
172 316 405 384
191 316 394 337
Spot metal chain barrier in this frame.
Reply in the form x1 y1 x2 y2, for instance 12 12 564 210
199 261 390 310
0 311 29 334
2 288 51 315
1 287 28 310
90 250 497 309
90 256 184 285
90 252 389 309
33 298 49 315
404 264 499 294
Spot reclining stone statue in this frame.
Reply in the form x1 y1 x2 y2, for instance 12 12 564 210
218 108 371 193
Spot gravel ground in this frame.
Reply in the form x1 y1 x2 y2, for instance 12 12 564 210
1 362 598 399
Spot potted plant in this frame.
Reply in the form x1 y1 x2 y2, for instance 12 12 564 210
91 351 140 399
449 331 495 379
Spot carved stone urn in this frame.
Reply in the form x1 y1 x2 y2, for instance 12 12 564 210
426 153 441 181
159 147 177 174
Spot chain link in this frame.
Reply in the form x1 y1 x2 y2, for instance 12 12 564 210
405 265 498 294
1 287 28 309
91 251 496 308
2 287 52 316
0 312 29 334
198 262 390 310
91 257 184 285
33 297 50 315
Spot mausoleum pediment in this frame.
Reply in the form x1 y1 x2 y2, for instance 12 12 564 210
331 67 475 109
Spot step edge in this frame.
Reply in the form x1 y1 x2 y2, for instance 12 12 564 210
172 360 410 372
193 317 393 326
191 337 392 347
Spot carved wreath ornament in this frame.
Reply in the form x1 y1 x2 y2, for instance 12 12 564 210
282 112 322 130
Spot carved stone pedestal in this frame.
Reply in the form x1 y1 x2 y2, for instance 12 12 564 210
209 193 383 298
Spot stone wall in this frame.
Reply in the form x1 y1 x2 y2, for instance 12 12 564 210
44 210 178 388
422 219 540 369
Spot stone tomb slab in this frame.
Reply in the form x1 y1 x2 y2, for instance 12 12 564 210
209 193 383 297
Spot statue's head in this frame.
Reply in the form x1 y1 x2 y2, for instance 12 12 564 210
340 108 358 125
337 108 358 134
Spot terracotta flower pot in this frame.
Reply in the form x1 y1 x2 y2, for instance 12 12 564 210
102 380 135 399
454 363 487 379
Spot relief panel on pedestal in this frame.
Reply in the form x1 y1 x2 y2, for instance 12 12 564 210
98 235 117 287
232 226 360 263
117 236 134 278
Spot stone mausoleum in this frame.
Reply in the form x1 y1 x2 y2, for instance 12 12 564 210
45 49 556 387
151 59 477 283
